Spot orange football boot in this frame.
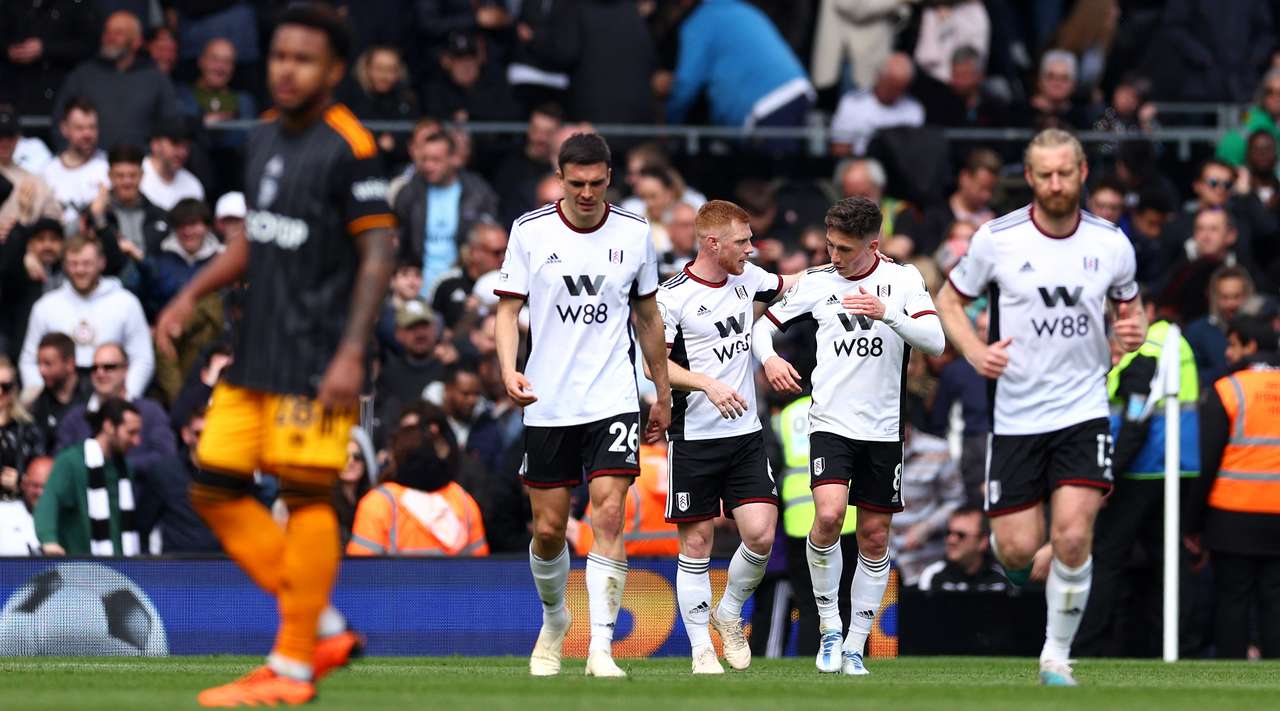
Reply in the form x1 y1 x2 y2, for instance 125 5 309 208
313 630 365 681
196 666 316 708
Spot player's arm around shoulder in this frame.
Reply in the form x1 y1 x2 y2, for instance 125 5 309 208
884 263 945 356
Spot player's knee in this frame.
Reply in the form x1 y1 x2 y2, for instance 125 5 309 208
532 516 567 547
1051 526 1092 566
680 527 714 558
589 500 625 538
856 525 890 559
812 508 846 541
742 526 774 555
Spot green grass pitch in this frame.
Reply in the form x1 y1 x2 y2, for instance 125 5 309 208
1 656 1277 710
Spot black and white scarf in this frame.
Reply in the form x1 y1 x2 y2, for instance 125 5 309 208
85 438 140 556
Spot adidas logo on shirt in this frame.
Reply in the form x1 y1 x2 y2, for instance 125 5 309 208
825 294 839 305
697 305 711 315
1019 261 1034 272
625 452 637 464
545 253 561 264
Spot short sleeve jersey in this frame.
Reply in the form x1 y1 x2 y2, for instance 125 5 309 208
496 203 659 427
657 262 783 441
947 205 1139 435
765 261 937 442
226 104 396 396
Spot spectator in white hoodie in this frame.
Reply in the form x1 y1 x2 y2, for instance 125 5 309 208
18 235 153 399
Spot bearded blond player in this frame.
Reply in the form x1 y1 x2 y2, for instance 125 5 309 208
937 129 1146 685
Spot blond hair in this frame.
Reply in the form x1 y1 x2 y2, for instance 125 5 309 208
694 200 750 241
1024 128 1086 166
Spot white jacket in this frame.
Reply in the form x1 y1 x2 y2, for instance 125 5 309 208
811 0 915 91
19 276 154 399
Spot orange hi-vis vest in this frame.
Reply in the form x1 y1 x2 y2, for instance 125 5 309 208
347 481 489 557
1211 366 1280 515
574 442 680 556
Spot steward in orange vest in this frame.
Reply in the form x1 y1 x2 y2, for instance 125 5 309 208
1189 315 1280 658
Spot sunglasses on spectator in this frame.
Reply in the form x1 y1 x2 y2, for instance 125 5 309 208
92 362 124 373
946 529 975 540
1265 87 1280 97
1204 178 1233 190
0 381 14 393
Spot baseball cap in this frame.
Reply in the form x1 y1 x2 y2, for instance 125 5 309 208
445 31 478 57
152 116 194 142
215 192 247 220
396 298 435 328
0 105 18 136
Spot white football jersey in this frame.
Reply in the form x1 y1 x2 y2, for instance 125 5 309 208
766 260 937 442
658 262 784 441
947 205 1139 436
496 202 659 426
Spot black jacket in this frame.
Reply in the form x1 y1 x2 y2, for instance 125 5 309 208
1190 353 1280 556
393 171 499 272
0 0 99 115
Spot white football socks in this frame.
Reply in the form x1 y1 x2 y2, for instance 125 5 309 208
1042 555 1092 662
586 553 628 655
530 543 570 628
843 552 890 655
718 543 769 621
806 536 843 632
677 554 713 650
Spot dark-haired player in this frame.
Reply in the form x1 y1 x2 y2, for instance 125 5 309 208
495 133 671 678
155 4 396 706
754 196 944 675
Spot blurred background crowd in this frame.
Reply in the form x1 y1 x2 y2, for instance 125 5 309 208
3 0 1280 659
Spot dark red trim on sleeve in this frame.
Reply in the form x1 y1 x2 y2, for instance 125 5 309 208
910 309 938 319
493 290 528 300
946 275 979 300
765 310 783 328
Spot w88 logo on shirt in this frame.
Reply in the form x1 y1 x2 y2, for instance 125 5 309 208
557 274 610 324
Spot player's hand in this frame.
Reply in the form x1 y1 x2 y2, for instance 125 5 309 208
317 348 364 411
702 376 748 419
842 287 887 321
763 356 802 394
1184 534 1210 572
504 371 537 406
969 336 1012 379
153 292 196 359
1030 543 1053 583
645 396 671 443
1113 301 1145 352
41 543 66 556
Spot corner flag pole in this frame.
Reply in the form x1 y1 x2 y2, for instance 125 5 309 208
1162 324 1182 663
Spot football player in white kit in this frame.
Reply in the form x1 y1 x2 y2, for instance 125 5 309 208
753 197 946 675
936 129 1146 685
653 200 802 674
494 133 672 678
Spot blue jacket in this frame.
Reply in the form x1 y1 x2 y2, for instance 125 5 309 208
140 232 222 317
666 0 808 126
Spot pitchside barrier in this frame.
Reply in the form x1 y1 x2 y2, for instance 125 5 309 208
0 557 910 658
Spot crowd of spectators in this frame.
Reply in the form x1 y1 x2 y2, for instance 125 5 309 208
3 0 1280 659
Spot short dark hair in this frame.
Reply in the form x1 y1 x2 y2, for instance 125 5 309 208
63 96 97 118
637 165 674 190
170 198 211 227
107 143 145 167
734 178 776 215
1135 188 1173 215
557 133 611 171
1090 173 1126 198
825 197 883 239
531 102 564 123
396 256 424 272
423 131 455 152
951 45 984 66
37 332 76 362
962 147 1001 176
1228 314 1278 353
950 506 990 538
276 3 352 61
1199 157 1236 180
444 362 478 385
90 397 139 436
